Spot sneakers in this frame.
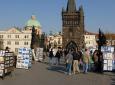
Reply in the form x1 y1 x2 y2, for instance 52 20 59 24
73 71 80 74
68 73 72 75
65 72 72 75
65 72 68 75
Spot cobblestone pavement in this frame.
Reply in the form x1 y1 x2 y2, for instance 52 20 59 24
0 59 115 85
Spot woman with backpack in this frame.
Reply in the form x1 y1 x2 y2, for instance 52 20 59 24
83 49 90 73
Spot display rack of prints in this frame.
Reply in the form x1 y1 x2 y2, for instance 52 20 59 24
0 50 14 79
16 48 32 69
35 48 43 61
101 46 114 71
113 60 115 71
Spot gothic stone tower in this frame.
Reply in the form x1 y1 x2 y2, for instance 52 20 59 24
62 0 85 50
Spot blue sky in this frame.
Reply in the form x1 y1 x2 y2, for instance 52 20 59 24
0 0 115 34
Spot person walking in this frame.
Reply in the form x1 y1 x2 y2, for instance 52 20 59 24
78 49 83 71
72 48 80 74
52 47 58 65
55 48 61 65
92 50 99 72
89 50 94 71
65 50 73 75
97 50 103 73
83 49 90 73
48 48 54 65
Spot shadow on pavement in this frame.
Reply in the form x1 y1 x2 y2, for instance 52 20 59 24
103 72 115 77
46 65 66 74
111 78 115 85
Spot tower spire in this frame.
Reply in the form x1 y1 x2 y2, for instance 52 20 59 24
66 0 76 12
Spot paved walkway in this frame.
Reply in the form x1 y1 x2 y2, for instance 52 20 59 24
0 59 115 85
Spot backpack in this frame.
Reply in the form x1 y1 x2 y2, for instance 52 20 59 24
73 51 80 60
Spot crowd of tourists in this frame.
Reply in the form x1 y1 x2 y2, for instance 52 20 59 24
48 47 104 75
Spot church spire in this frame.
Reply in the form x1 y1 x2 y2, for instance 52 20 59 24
79 5 84 15
66 0 76 12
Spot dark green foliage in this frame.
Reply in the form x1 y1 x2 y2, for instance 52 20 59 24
97 28 107 50
39 33 45 48
31 26 47 51
0 39 4 50
31 26 39 49
40 32 48 52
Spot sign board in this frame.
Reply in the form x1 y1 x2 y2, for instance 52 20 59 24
0 51 14 77
16 48 32 69
35 48 43 61
101 46 114 71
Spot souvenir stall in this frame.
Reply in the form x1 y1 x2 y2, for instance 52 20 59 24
112 49 115 71
16 48 32 69
0 50 14 79
35 48 43 62
101 46 114 71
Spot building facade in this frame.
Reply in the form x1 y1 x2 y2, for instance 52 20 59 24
100 33 115 46
62 0 85 50
85 32 115 49
0 28 31 54
47 33 62 48
0 15 42 54
84 33 97 49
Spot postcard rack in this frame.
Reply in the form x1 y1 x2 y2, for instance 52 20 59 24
0 52 14 79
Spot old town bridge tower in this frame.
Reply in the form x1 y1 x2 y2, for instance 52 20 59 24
62 0 85 50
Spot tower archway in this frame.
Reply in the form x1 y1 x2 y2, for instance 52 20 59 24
66 41 78 50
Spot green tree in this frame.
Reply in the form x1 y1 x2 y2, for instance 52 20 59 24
97 28 107 50
0 39 4 50
40 32 46 48
31 26 39 49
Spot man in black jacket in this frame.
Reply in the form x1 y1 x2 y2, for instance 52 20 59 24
55 48 62 65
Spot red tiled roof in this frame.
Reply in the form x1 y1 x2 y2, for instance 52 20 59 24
85 31 115 40
85 30 98 35
105 33 115 40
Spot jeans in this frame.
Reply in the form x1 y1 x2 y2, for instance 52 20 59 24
83 63 88 73
49 57 52 65
88 63 91 71
66 63 72 74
